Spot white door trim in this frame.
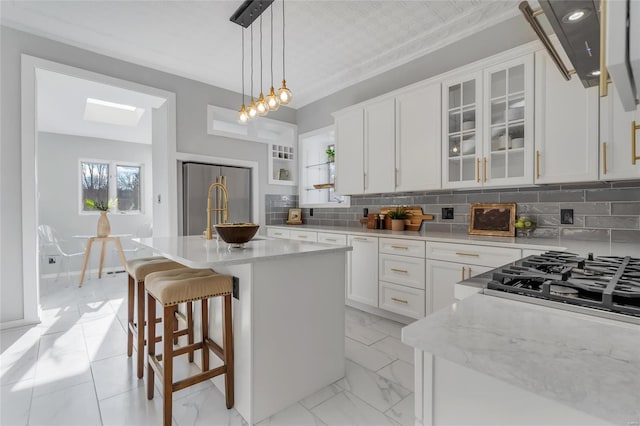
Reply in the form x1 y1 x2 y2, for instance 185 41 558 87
20 54 177 324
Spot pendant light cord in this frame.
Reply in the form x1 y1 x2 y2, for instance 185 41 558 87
241 28 245 104
250 23 254 98
260 15 263 92
282 0 286 81
270 5 274 87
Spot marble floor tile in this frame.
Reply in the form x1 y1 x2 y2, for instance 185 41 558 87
336 360 411 412
77 300 117 323
256 402 325 426
0 345 39 386
0 325 43 354
29 381 102 426
81 315 125 338
32 347 92 397
385 394 414 426
0 379 33 426
172 385 247 426
377 360 414 392
370 318 404 339
372 336 414 365
299 383 343 410
91 353 141 400
345 318 387 346
37 327 86 357
85 327 128 362
345 337 394 372
345 306 379 327
35 309 82 335
99 385 169 426
311 391 399 426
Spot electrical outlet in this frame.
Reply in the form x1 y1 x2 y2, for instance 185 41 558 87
561 209 574 225
310 208 314 217
48 257 57 264
442 207 454 220
363 208 369 217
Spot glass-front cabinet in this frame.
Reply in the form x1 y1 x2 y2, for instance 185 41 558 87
442 54 533 188
299 126 350 207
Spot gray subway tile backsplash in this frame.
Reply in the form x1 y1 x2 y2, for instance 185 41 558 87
265 182 640 243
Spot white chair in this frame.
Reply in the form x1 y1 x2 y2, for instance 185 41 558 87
37 225 86 281
111 223 154 266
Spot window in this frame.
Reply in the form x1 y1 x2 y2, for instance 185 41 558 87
81 160 142 213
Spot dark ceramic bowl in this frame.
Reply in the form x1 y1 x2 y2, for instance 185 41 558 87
214 223 260 244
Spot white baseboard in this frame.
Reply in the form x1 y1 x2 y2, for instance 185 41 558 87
39 266 126 280
0 318 40 330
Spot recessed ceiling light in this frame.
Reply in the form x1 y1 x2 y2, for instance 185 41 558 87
562 9 590 23
590 70 601 76
87 97 137 111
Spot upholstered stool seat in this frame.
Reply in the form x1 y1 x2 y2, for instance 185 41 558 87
145 268 234 426
126 256 185 378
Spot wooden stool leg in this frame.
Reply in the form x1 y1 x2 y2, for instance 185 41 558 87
136 280 146 379
187 302 194 363
163 305 175 426
201 299 209 372
147 293 156 400
127 274 134 357
223 294 234 409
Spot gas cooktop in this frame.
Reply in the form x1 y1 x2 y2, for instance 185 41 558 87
484 251 640 324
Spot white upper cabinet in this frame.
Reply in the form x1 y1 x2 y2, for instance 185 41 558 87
534 49 599 184
483 55 534 187
364 98 396 194
334 108 364 195
442 71 483 189
600 84 640 180
396 83 442 191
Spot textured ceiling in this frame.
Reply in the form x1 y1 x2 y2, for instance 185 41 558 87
2 1 522 108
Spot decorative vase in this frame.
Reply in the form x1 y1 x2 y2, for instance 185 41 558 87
391 219 405 231
97 211 111 237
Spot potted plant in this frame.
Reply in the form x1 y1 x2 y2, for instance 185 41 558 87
85 198 117 237
325 147 335 163
386 207 408 231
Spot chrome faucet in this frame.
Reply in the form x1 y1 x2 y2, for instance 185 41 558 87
205 181 229 240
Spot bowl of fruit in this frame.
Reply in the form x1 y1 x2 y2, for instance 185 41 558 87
515 216 536 237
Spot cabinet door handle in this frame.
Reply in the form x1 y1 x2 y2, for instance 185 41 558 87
274 232 283 236
476 158 480 183
461 266 465 281
353 237 369 242
599 0 609 98
391 297 409 304
395 168 399 187
325 238 337 242
633 121 640 165
483 157 487 183
391 268 408 273
536 150 541 179
602 142 607 175
297 235 308 238
455 252 480 257
468 266 472 277
391 245 409 250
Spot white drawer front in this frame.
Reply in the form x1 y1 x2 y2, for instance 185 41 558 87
290 230 318 242
426 242 520 267
379 282 425 319
317 232 347 246
267 228 290 239
379 238 426 258
379 254 425 290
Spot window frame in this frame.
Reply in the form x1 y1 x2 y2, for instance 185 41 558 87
79 158 144 215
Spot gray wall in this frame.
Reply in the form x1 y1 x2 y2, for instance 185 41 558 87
296 15 536 133
0 25 296 323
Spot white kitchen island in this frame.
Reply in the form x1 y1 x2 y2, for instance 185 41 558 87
402 294 640 426
135 235 350 425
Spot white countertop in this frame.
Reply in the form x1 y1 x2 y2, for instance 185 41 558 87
267 224 640 256
402 294 640 425
135 235 350 268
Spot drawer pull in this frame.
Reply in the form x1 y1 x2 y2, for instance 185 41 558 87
353 237 369 242
274 232 283 236
455 252 480 257
391 245 409 250
391 297 409 304
325 238 337 242
297 235 308 238
461 266 465 281
468 266 472 277
391 268 408 273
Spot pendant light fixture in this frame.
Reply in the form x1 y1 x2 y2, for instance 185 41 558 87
266 5 280 111
277 0 292 105
247 23 257 119
256 15 268 116
238 27 249 123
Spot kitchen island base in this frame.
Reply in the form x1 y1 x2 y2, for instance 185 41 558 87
190 250 346 425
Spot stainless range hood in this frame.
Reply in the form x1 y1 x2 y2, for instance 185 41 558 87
520 0 602 88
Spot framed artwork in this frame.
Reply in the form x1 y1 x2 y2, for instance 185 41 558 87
287 208 302 224
468 203 516 237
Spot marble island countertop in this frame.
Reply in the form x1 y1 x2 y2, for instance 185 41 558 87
402 294 640 425
266 224 640 257
135 235 351 268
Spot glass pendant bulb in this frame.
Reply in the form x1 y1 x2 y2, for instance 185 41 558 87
278 80 292 105
238 104 249 123
248 98 257 118
256 92 268 116
266 86 280 111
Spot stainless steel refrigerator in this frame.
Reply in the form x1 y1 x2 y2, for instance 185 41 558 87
182 162 252 236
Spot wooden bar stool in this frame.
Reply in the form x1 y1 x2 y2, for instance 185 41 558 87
145 268 234 426
126 257 185 378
